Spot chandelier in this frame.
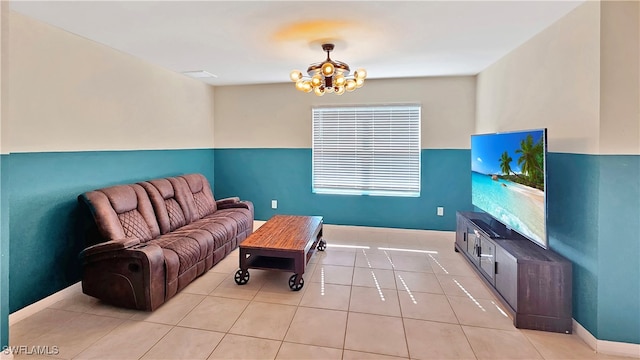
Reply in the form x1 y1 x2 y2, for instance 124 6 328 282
289 43 366 96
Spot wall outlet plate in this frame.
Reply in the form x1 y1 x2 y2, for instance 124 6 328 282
271 200 278 209
437 207 444 216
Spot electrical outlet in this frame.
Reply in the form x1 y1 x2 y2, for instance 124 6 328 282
271 200 278 209
437 206 444 216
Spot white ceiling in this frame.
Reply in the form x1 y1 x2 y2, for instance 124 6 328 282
10 1 584 86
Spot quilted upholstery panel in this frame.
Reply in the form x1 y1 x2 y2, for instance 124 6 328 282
153 235 201 275
193 191 215 219
180 174 217 219
181 218 236 249
117 209 153 242
165 198 187 231
167 177 196 223
207 208 252 234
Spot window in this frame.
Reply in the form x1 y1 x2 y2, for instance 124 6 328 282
312 105 421 197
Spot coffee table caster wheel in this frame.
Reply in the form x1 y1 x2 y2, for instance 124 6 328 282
235 269 249 285
317 240 326 251
289 274 304 291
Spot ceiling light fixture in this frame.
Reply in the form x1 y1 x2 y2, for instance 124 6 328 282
289 43 366 96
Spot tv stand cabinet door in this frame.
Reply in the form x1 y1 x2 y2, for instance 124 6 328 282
455 215 468 252
466 229 481 265
478 236 496 284
495 245 518 311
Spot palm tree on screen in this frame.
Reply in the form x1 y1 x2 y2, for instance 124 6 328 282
499 151 513 176
515 134 545 189
516 135 543 179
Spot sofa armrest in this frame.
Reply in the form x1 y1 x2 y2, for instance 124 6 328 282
81 242 166 311
80 238 141 258
218 200 253 212
216 197 240 207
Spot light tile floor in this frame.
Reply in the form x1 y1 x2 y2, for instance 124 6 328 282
9 230 634 360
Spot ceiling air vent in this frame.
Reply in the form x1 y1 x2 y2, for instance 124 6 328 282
182 70 217 79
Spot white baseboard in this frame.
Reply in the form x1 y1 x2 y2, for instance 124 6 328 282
599 340 640 358
8 282 81 326
253 220 266 231
573 319 598 351
574 319 640 358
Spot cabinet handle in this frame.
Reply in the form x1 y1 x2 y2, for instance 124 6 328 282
495 261 498 274
476 246 482 257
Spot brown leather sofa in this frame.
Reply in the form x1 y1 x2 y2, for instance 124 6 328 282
77 173 253 311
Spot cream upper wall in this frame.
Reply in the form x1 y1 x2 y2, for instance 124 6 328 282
476 2 601 154
214 76 476 149
8 12 215 153
599 0 640 155
1 3 8 155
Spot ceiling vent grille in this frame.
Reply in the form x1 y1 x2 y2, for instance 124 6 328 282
182 70 217 79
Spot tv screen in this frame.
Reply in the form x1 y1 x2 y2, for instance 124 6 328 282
471 129 547 248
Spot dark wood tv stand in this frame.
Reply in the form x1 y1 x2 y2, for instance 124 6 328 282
455 211 572 333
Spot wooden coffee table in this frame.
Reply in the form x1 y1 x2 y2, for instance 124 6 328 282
234 215 325 290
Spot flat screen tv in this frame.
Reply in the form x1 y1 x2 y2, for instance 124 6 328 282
471 129 547 248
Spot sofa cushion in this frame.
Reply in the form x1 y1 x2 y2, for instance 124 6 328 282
206 208 253 236
140 179 191 234
181 217 237 249
83 184 160 242
180 174 217 219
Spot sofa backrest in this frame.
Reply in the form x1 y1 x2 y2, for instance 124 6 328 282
180 174 217 220
140 177 194 234
81 184 161 243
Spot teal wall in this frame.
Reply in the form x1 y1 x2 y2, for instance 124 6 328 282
214 148 472 231
1 155 8 349
547 153 640 344
596 155 640 343
3 146 638 345
547 153 600 337
7 149 215 313
215 148 640 344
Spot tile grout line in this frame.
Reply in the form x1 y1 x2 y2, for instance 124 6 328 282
435 256 489 360
136 292 212 360
342 265 354 359
63 309 133 360
196 257 263 359
394 268 413 360
207 264 271 359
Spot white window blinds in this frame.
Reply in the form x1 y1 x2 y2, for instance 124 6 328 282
312 105 421 197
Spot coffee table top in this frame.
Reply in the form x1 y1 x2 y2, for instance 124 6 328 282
241 215 323 251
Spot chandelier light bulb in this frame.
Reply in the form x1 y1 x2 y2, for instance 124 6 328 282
290 70 303 82
302 81 313 93
345 79 357 92
354 68 367 80
321 62 335 77
290 43 366 96
311 74 323 87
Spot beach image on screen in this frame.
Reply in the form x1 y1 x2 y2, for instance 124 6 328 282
471 130 546 246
